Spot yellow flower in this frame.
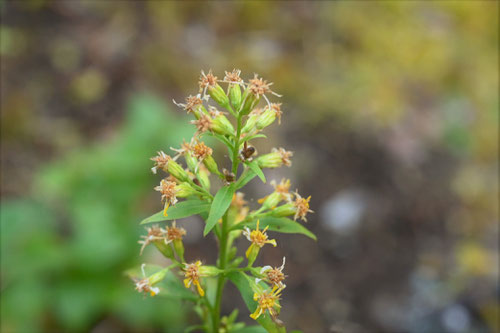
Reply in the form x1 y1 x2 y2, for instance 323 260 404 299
250 286 283 320
243 220 277 262
183 260 206 297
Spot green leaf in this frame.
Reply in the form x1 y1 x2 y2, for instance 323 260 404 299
234 168 257 190
140 199 211 224
227 272 286 333
203 185 236 236
233 217 316 241
204 132 234 150
241 133 267 144
232 326 268 333
247 161 266 183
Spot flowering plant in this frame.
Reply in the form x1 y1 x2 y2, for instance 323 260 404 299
128 69 315 332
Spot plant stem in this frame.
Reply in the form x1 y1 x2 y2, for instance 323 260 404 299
231 115 242 175
212 212 228 332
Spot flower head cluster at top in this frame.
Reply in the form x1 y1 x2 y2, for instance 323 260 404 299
130 69 314 329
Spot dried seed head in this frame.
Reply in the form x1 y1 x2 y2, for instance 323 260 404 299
224 69 243 84
165 221 186 241
154 179 179 206
273 147 293 167
199 69 218 89
293 192 313 222
191 113 213 135
248 74 273 97
271 178 292 201
270 103 283 124
151 151 171 174
192 141 213 160
185 95 203 114
259 257 287 289
138 225 166 255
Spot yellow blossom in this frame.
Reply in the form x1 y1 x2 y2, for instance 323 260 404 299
183 260 206 296
250 286 283 320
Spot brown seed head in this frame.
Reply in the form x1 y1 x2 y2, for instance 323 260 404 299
166 221 186 241
151 151 171 174
191 114 213 134
224 69 243 83
154 179 178 205
248 74 272 97
199 70 218 89
192 141 213 160
273 147 293 167
184 95 203 114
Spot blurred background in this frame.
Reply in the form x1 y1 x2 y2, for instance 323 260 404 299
1 1 498 332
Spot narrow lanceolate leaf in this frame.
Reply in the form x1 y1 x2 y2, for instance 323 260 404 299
203 185 236 235
227 272 286 333
233 216 316 241
140 199 210 224
247 160 266 183
241 133 267 143
235 168 257 190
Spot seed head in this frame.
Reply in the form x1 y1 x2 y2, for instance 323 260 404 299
165 221 186 242
192 141 213 161
199 69 218 89
224 69 243 84
151 151 171 174
273 147 293 167
293 191 313 222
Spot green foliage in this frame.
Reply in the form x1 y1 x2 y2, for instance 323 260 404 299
1 93 192 332
141 199 211 224
232 217 317 241
204 185 236 236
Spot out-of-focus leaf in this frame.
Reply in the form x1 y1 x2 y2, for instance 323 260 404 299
235 168 257 190
232 217 316 241
140 200 211 224
204 185 236 235
247 160 266 183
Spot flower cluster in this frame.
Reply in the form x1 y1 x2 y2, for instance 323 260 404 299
129 69 314 332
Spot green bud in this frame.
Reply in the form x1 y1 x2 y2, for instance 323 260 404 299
256 152 282 169
260 192 281 210
184 152 198 173
167 160 189 182
227 247 238 261
239 88 260 116
197 167 211 191
154 241 175 259
208 84 230 109
271 203 296 218
203 155 222 177
211 114 235 136
148 268 168 285
173 239 185 262
246 243 260 266
241 111 261 134
256 107 276 130
229 84 242 111
199 265 222 276
176 182 199 198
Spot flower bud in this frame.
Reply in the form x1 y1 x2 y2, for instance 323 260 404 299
211 114 235 136
199 265 222 276
166 159 189 182
184 151 198 172
256 104 281 130
241 109 263 134
246 244 260 267
239 88 260 116
148 268 168 285
196 166 211 191
208 84 230 109
154 241 175 259
256 152 282 168
173 239 185 262
260 192 281 211
256 148 292 169
270 203 295 218
203 155 222 177
229 84 242 110
176 182 199 198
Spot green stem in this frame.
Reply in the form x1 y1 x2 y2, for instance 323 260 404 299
231 115 242 175
212 213 228 332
